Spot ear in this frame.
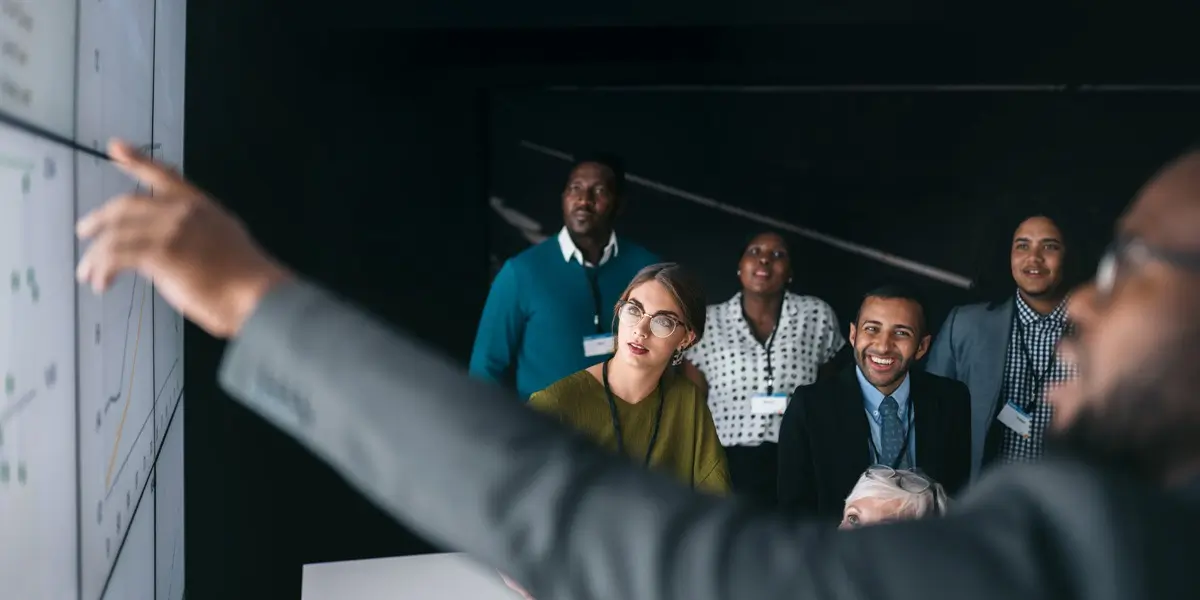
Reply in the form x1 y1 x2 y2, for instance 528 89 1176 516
848 322 858 347
681 329 697 351
915 333 932 362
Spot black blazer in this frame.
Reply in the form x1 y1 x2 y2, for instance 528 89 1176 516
777 365 972 522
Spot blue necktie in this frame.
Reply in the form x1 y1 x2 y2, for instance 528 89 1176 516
879 396 909 469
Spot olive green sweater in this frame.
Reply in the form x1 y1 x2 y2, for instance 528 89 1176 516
530 369 731 495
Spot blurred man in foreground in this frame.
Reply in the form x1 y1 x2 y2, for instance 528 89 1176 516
76 140 1200 599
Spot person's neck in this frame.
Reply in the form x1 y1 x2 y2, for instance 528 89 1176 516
570 229 612 266
1018 288 1064 315
742 291 784 339
606 359 663 405
742 290 784 321
872 371 909 397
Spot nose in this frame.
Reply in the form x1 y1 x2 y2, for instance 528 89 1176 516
629 313 651 338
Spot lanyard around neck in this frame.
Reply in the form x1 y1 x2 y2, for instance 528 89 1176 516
601 360 665 467
741 295 786 394
1011 307 1061 410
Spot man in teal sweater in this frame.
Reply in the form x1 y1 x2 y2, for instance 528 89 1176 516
470 155 659 400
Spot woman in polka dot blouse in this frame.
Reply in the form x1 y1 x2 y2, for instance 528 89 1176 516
681 232 846 506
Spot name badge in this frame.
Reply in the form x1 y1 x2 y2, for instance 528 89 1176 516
750 393 790 415
997 401 1032 438
582 334 616 357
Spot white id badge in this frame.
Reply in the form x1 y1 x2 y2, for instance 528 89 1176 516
750 393 790 415
582 334 616 357
997 401 1032 438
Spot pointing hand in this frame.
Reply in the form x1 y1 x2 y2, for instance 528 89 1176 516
76 139 291 338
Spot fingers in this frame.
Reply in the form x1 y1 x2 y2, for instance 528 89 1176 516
107 139 185 192
76 193 157 239
76 231 155 293
76 193 161 292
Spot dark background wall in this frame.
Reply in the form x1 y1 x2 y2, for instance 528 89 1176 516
182 19 492 600
488 89 1200 332
181 4 1200 598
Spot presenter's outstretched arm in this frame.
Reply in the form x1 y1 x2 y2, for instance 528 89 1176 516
75 139 1044 600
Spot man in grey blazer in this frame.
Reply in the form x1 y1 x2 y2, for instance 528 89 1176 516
76 140 1200 600
926 212 1079 477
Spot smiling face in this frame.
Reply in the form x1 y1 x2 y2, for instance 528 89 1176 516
614 280 695 372
1011 216 1066 300
738 232 792 296
849 296 930 395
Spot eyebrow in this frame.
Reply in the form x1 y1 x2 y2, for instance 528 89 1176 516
628 298 681 320
862 320 916 332
748 244 787 253
1014 236 1063 244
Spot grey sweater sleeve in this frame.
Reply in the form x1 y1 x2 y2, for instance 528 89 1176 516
217 279 1048 600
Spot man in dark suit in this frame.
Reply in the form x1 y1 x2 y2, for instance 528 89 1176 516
77 140 1200 600
778 286 971 522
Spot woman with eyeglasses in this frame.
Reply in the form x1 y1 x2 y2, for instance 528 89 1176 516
503 263 731 600
839 466 950 530
526 262 732 494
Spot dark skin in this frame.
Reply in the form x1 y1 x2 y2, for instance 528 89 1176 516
561 162 622 266
1010 216 1067 315
738 232 792 343
1050 152 1200 486
681 232 838 395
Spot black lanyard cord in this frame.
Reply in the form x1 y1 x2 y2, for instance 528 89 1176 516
1011 309 1060 411
742 295 786 395
602 360 665 467
586 267 604 334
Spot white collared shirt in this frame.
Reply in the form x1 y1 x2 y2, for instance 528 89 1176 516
686 292 846 446
557 227 619 267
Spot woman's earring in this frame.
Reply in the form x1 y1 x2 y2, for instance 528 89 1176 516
671 348 685 366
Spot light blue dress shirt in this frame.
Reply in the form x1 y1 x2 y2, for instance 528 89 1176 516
855 366 917 467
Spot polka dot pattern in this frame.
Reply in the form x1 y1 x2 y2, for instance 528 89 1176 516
686 292 845 447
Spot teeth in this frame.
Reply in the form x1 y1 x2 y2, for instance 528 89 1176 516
869 356 894 365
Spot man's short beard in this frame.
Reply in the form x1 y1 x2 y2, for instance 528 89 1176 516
1046 374 1200 485
857 351 910 389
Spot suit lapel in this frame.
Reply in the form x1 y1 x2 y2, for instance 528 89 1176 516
910 371 937 473
834 367 873 467
974 298 1015 421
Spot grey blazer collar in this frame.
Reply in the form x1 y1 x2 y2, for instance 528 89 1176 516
976 297 1016 417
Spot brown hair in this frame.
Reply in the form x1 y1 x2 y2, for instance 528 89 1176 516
613 262 707 346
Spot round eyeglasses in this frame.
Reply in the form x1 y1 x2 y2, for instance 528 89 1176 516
865 465 933 494
1095 237 1200 300
618 302 683 338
